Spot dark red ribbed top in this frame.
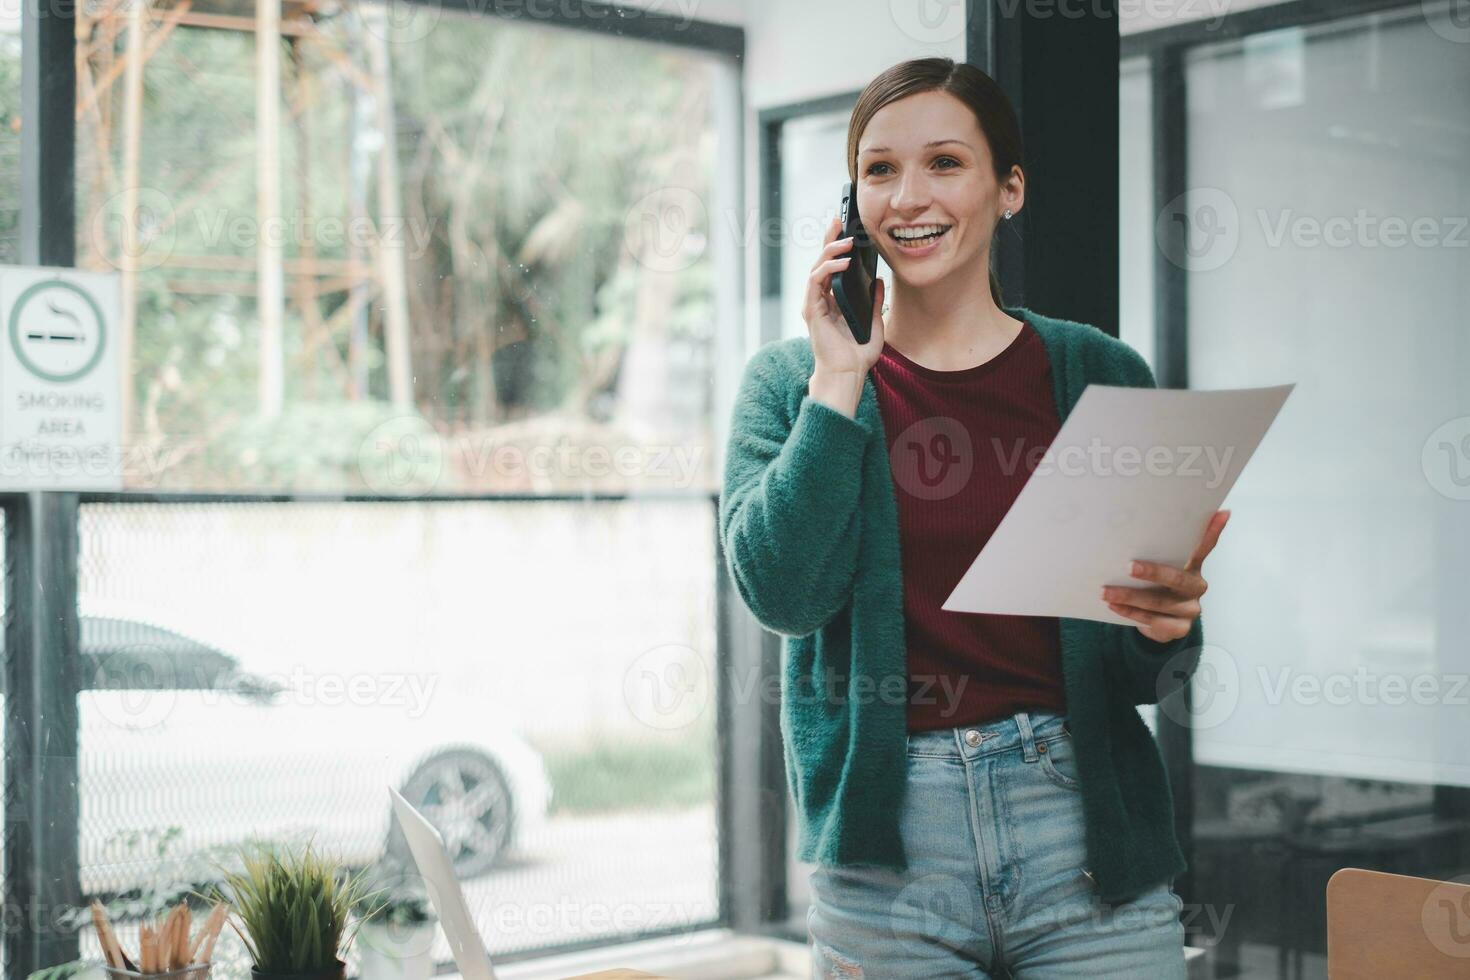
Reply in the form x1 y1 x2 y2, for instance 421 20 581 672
870 318 1068 732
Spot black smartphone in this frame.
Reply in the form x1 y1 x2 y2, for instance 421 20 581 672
832 181 880 344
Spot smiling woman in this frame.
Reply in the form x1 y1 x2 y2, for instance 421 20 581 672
849 62 1024 332
723 55 1218 979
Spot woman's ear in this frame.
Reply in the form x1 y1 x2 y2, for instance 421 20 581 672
1005 166 1026 214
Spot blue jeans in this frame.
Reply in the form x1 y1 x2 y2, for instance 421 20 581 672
806 710 1186 978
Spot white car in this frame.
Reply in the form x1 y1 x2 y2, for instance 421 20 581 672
65 608 551 897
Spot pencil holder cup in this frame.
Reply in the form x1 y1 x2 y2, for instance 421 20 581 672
103 963 212 980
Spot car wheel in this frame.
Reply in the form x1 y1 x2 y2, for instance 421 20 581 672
389 749 515 879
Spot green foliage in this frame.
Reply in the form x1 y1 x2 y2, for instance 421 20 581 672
61 17 718 492
26 961 95 980
0 35 21 265
351 861 435 930
354 891 432 930
193 400 441 492
53 826 246 933
205 840 386 976
540 733 714 815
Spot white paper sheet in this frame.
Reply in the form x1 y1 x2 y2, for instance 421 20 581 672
941 382 1295 626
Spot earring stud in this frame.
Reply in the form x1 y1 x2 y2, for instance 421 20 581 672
1004 209 1013 220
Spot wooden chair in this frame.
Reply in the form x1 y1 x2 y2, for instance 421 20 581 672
1326 868 1470 977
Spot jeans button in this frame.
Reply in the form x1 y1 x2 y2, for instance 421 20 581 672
964 729 981 747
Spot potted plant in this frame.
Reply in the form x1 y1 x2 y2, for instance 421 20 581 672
353 886 436 980
208 839 385 980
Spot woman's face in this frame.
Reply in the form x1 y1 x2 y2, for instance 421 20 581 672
855 89 1020 289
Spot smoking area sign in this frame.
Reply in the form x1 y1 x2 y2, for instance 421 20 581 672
0 266 122 490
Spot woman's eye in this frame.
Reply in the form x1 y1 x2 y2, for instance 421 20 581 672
866 157 960 177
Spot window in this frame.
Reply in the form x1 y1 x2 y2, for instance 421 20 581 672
1123 3 1470 972
64 4 735 969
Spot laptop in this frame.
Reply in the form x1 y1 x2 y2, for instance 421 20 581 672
388 789 669 980
388 787 500 980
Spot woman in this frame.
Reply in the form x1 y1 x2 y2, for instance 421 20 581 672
718 57 1229 977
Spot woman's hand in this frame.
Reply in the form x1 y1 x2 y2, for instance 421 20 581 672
1102 509 1230 643
804 215 887 379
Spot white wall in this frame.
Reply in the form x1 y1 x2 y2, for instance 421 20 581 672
741 0 968 110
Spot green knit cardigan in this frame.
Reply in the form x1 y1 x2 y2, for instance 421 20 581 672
717 305 1205 904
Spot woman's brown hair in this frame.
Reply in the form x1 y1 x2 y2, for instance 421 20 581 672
847 57 1023 308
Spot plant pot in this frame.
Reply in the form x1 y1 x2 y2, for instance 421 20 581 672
250 958 346 980
355 922 436 980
